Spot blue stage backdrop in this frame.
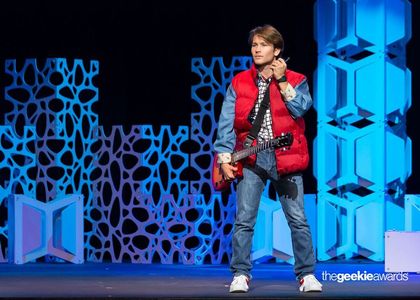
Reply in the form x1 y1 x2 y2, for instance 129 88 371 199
1 58 98 262
314 0 412 261
1 0 418 265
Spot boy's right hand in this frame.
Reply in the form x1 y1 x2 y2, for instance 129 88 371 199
221 163 238 181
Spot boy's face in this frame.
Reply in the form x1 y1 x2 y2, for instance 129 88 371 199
251 35 280 67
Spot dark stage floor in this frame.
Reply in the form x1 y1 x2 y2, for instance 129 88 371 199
0 262 419 299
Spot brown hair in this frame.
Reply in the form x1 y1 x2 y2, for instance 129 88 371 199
248 25 284 52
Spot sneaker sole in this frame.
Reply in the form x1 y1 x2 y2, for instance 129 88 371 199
300 288 322 292
229 289 248 293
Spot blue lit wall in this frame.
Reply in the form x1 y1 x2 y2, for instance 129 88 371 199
314 0 412 261
1 0 417 265
1 57 313 264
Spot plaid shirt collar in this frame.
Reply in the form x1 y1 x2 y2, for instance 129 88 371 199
257 72 272 85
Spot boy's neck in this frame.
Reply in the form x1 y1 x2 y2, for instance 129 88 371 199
258 63 274 80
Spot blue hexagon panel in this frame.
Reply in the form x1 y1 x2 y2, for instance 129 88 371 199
314 0 412 261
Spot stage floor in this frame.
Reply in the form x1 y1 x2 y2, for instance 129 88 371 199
0 262 419 299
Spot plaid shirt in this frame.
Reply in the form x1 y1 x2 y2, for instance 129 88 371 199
249 74 274 142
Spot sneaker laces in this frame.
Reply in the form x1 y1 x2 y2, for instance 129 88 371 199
301 274 322 287
233 274 249 284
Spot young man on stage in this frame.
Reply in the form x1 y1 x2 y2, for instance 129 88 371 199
214 24 322 293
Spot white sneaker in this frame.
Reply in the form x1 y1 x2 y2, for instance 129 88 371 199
229 274 250 293
299 274 323 292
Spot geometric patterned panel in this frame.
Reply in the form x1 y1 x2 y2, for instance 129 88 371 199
3 59 99 259
139 125 189 202
88 125 143 262
87 125 190 263
4 58 98 205
8 194 83 264
0 126 36 262
131 193 195 264
190 57 252 197
314 0 412 261
89 188 235 265
89 192 196 264
192 193 235 264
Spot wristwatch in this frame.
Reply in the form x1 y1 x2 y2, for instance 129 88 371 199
276 75 287 83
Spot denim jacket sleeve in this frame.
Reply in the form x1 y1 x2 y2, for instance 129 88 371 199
213 84 237 154
284 78 313 118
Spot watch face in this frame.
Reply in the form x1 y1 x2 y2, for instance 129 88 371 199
277 75 287 83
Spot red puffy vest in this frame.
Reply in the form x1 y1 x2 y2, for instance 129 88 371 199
232 64 309 175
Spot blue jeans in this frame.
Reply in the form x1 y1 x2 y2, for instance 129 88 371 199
230 149 316 279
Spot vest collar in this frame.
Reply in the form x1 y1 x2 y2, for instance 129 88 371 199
250 64 270 86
